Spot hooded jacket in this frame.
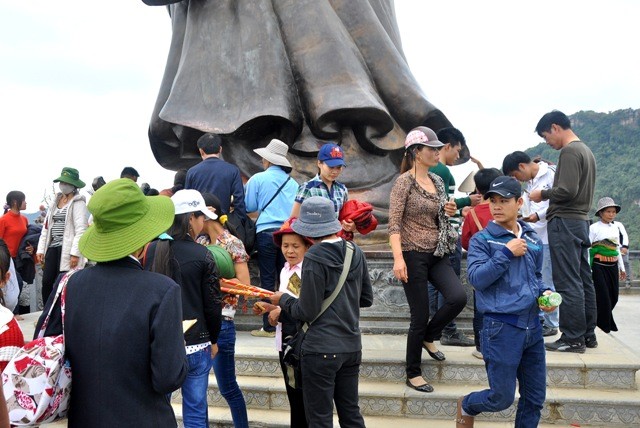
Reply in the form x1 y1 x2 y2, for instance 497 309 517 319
280 239 373 354
37 193 88 271
467 220 547 329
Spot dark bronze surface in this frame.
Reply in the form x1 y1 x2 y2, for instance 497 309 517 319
143 0 457 243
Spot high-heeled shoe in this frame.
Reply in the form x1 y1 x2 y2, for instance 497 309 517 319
423 343 446 361
405 378 434 393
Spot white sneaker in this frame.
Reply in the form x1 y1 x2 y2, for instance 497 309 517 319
471 349 483 360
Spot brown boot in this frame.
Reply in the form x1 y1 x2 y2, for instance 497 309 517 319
455 397 474 427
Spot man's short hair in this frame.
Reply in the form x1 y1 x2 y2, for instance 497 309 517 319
474 168 503 195
535 110 571 136
197 133 222 155
120 167 140 179
436 127 466 147
502 151 532 176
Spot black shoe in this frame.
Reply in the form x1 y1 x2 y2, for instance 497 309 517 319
405 379 434 393
422 344 446 361
545 339 586 353
440 331 475 347
542 326 558 337
585 336 598 349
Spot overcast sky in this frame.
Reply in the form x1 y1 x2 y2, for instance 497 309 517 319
1 1 638 210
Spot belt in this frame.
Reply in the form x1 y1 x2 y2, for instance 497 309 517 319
594 254 618 263
223 316 234 322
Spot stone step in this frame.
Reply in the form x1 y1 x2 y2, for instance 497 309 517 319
230 332 639 390
172 375 640 426
171 404 612 428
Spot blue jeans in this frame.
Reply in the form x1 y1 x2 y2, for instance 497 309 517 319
463 318 546 428
428 238 462 336
182 345 213 428
211 321 248 428
256 229 285 331
540 244 559 328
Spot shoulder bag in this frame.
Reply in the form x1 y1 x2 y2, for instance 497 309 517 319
2 270 76 425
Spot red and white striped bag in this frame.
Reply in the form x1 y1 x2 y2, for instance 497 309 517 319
2 270 75 426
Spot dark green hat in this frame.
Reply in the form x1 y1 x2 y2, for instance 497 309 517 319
53 167 86 189
79 178 174 262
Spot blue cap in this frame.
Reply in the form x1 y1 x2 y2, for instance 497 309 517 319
484 176 522 199
317 143 346 167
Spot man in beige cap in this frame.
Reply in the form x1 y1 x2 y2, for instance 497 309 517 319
245 139 299 337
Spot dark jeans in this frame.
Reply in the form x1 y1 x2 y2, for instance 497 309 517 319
256 229 285 332
301 351 364 428
211 321 248 427
548 217 597 344
402 251 467 378
428 238 462 336
463 318 546 428
472 291 483 351
42 245 64 304
279 351 308 428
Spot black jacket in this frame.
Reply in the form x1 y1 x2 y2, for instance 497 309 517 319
280 239 373 354
145 237 222 346
16 223 42 284
36 257 188 428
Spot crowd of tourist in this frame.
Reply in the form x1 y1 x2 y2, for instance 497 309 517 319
0 110 632 428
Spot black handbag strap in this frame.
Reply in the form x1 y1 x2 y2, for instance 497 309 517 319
261 176 291 214
302 241 354 333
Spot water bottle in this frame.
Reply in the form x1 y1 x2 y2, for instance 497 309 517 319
538 292 562 307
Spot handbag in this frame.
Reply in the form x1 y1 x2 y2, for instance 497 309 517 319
282 241 354 389
2 270 76 426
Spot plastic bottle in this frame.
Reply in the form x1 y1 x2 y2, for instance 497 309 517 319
538 292 562 307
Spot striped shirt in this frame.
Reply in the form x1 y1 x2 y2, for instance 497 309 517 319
49 205 69 247
295 174 348 215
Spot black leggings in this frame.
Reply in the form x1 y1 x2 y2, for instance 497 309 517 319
402 250 467 379
42 246 64 305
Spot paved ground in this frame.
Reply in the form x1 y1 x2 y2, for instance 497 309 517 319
609 293 640 354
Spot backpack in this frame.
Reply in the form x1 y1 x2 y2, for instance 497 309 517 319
225 211 257 255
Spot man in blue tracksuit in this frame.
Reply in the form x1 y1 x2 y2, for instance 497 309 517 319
456 176 557 428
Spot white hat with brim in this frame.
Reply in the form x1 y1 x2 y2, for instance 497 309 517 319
253 139 292 168
172 189 218 220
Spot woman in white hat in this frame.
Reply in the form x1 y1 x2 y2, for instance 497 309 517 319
589 197 627 333
244 139 299 337
145 189 222 428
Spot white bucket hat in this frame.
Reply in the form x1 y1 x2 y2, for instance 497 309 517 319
253 139 292 168
171 189 218 220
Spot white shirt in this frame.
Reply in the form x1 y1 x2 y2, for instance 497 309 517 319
589 220 625 271
522 162 555 244
275 261 303 351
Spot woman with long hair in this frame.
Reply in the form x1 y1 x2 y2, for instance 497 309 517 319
196 192 249 428
388 127 467 393
0 191 29 310
145 189 221 428
36 168 89 304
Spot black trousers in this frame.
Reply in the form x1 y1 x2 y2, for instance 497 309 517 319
278 351 308 428
42 245 64 304
402 250 467 378
301 351 364 428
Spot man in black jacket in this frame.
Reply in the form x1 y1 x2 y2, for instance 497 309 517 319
271 196 373 428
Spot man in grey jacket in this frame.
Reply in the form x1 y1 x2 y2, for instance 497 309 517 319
529 110 597 353
270 196 373 428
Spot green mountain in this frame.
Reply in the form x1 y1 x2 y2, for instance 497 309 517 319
525 108 640 250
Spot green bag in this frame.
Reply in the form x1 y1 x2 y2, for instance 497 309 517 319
207 245 236 279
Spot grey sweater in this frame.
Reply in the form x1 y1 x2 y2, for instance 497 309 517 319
280 239 373 354
541 140 596 221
